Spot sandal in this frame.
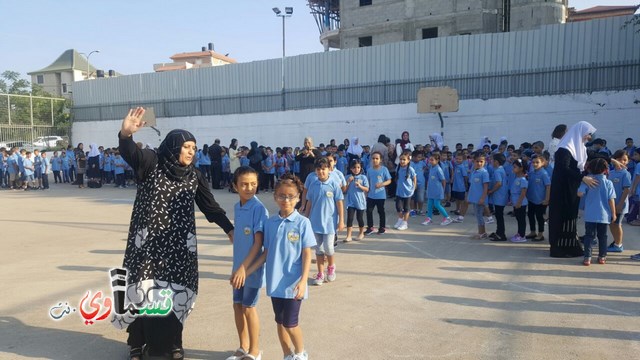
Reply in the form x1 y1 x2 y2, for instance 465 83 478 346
171 346 185 359
129 346 143 360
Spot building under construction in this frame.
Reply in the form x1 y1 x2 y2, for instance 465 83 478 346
308 0 568 50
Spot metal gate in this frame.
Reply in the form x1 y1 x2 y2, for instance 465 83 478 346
0 93 70 150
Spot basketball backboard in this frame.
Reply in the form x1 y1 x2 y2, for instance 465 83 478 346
417 87 459 113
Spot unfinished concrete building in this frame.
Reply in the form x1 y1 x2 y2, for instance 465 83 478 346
309 0 568 50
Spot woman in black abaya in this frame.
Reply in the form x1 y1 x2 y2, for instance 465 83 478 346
548 121 598 258
112 108 234 359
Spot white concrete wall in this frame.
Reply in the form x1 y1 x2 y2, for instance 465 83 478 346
73 90 640 151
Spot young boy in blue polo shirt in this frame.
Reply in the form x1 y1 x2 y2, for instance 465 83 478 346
305 157 344 286
488 153 508 241
452 152 468 219
525 155 551 241
578 158 616 266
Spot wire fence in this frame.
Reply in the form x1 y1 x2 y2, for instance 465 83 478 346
0 93 71 150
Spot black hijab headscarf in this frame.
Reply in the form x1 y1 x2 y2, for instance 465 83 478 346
157 129 196 181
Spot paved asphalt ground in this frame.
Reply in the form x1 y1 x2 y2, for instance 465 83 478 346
1 183 639 360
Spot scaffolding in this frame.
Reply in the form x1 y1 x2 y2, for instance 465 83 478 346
308 0 340 50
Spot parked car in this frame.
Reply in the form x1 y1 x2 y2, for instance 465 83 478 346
0 141 38 152
33 136 65 148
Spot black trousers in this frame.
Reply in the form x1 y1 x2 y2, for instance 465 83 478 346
53 170 61 183
494 205 505 237
514 206 527 236
210 161 222 188
42 174 49 189
528 203 547 232
347 207 365 228
127 313 183 355
366 198 386 229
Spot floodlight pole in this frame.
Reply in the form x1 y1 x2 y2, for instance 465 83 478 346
274 7 292 111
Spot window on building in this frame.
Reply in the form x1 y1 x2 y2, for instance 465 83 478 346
422 27 438 39
358 36 372 47
62 83 67 93
360 0 372 6
37 75 44 84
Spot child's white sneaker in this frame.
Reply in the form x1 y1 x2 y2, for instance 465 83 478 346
485 216 495 224
441 217 453 226
421 218 432 225
397 221 408 230
393 218 403 229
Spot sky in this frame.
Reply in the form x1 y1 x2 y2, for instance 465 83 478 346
0 0 638 80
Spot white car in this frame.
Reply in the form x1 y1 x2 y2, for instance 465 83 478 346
33 136 64 148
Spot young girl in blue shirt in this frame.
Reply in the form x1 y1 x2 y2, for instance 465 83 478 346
247 174 314 360
466 152 490 239
578 158 616 265
394 152 417 231
344 159 369 242
607 150 632 253
421 153 453 226
228 166 269 360
510 159 529 243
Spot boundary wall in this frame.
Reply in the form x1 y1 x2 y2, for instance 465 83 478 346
73 90 640 151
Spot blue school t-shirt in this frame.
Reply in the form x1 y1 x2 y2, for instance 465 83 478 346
261 156 274 175
410 160 427 186
452 163 468 192
503 162 514 189
578 174 615 224
441 160 452 182
634 165 640 196
366 166 391 200
544 164 554 178
51 156 61 171
608 169 632 214
41 157 50 174
527 168 551 205
336 156 348 175
467 168 490 204
23 158 34 176
490 166 508 206
395 166 416 198
346 174 369 210
240 156 250 167
510 176 529 206
426 164 445 200
263 210 316 299
306 177 344 234
233 196 269 289
114 157 126 175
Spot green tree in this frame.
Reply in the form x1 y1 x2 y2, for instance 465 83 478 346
0 70 32 95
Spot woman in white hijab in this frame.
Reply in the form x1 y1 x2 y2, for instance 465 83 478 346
347 136 363 159
548 121 598 258
86 143 101 182
429 133 444 151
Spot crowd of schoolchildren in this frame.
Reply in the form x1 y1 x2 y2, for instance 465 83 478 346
3 128 639 360
220 130 640 360
0 143 138 190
